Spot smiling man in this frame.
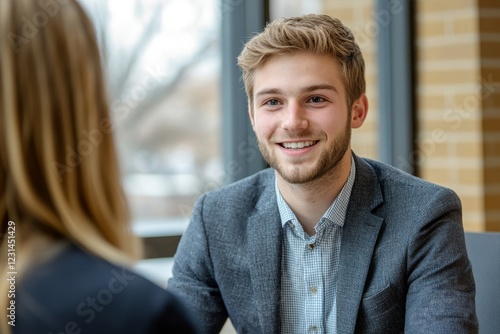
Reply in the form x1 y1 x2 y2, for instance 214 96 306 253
167 14 478 334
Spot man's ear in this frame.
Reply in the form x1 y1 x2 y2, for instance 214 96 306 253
351 93 369 129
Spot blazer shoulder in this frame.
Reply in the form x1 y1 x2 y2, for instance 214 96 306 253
359 157 461 212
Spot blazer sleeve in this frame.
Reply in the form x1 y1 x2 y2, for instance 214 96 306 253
167 194 228 334
404 188 478 333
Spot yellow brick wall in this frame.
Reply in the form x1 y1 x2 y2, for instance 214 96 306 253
478 0 500 230
417 0 500 231
323 0 499 231
323 1 379 160
415 0 484 231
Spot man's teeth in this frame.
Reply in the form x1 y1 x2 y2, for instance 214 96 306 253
282 141 315 149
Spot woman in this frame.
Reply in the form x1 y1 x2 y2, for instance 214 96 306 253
0 0 197 333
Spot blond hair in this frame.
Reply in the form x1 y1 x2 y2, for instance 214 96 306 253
0 1 141 331
237 14 365 110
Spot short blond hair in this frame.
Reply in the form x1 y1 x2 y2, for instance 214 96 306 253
237 14 365 109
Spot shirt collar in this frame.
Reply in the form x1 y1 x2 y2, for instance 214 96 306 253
275 154 356 229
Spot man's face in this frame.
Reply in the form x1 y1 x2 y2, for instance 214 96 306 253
249 52 360 185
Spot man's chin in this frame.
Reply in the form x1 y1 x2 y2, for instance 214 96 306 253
274 165 318 185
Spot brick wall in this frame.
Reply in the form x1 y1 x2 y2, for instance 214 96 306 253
416 0 500 231
323 0 379 160
478 0 500 230
415 0 484 231
323 0 499 231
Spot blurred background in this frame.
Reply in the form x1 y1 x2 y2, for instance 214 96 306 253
77 0 499 259
76 1 499 332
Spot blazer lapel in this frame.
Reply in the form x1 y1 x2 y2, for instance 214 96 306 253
248 177 283 334
336 156 384 334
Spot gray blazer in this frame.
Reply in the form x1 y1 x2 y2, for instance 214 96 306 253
168 155 478 334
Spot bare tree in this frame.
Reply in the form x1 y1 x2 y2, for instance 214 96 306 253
82 0 221 174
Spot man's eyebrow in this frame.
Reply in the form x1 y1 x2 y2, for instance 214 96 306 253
255 84 339 99
300 84 338 94
254 88 283 99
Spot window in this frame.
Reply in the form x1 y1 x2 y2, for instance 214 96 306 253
80 0 224 234
270 0 323 18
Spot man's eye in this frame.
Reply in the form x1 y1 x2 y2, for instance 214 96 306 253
309 96 325 103
265 99 280 106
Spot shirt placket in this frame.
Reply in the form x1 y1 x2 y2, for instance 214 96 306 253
304 235 323 334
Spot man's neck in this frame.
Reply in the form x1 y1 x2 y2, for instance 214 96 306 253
277 156 351 236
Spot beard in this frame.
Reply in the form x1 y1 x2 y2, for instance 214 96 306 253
257 120 351 185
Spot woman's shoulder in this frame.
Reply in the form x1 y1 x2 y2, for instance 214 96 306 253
16 244 197 334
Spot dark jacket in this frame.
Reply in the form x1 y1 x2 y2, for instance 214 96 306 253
16 244 198 334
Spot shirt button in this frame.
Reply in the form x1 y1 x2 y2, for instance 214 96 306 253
309 286 318 294
308 243 316 250
309 325 318 333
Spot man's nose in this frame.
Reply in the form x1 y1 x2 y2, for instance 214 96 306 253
281 102 308 131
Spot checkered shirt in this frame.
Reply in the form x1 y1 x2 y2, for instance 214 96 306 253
277 157 356 334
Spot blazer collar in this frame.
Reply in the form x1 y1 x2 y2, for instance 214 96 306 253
246 156 385 334
336 155 384 334
247 172 282 334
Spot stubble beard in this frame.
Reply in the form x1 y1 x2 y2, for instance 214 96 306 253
257 123 352 185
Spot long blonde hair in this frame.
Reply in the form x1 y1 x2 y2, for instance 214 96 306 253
0 0 141 331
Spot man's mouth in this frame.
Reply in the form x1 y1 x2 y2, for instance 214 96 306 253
280 141 317 149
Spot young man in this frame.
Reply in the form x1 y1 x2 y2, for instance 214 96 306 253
167 14 478 333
